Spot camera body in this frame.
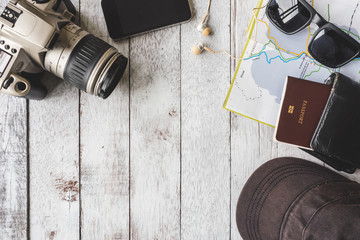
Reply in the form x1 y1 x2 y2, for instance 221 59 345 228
0 0 128 100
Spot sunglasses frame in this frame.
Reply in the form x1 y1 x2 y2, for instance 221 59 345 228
266 0 360 68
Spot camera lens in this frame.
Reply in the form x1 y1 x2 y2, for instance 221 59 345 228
44 23 127 99
63 34 127 98
95 53 128 99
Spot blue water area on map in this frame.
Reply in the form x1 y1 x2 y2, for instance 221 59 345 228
249 49 300 104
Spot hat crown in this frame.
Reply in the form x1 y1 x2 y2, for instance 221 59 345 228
280 181 360 240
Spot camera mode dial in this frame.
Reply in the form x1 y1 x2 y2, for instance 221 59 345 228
0 4 21 27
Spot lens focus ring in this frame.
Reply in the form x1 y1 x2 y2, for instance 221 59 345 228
64 34 111 92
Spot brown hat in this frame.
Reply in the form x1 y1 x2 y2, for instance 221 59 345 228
236 157 360 240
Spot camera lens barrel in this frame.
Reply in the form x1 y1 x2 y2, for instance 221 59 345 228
45 23 127 99
64 34 111 92
63 34 127 99
93 52 128 99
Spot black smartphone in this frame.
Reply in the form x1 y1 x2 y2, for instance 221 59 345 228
101 0 192 40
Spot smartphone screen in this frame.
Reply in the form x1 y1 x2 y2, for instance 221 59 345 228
101 0 192 40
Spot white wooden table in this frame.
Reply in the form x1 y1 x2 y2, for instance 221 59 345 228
1 0 359 239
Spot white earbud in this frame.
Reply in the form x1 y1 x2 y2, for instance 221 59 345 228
192 42 218 55
197 0 212 36
197 23 211 36
192 42 205 55
191 42 240 60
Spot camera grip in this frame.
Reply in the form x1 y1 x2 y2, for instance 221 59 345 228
1 73 45 100
21 72 47 100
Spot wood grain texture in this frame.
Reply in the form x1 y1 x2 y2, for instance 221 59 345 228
79 1 130 239
26 5 81 240
26 1 81 239
27 1 82 237
181 0 231 238
129 27 181 239
0 3 27 239
0 94 27 240
1 0 360 239
29 73 80 240
230 1 265 238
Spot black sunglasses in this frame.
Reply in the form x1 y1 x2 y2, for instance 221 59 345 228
266 0 360 68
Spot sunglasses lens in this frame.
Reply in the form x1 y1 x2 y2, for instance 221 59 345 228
267 0 311 33
309 27 359 67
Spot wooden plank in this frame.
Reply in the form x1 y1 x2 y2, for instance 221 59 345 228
0 94 27 240
79 0 130 239
29 0 80 240
230 0 277 239
28 0 81 234
181 0 231 238
28 2 81 239
29 72 80 240
129 28 181 239
0 2 27 239
231 117 264 240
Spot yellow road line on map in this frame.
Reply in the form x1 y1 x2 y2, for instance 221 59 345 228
224 0 264 113
224 0 315 123
257 18 312 57
247 0 264 35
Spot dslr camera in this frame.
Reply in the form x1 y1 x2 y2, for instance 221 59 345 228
0 0 128 100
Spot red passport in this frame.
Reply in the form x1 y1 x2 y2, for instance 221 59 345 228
274 76 332 149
